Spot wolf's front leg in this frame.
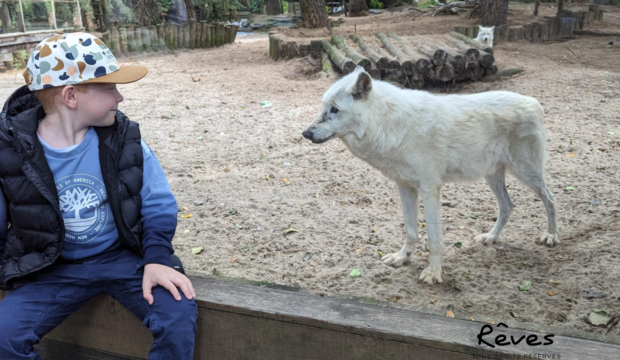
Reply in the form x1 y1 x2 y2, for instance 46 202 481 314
382 184 419 268
418 187 443 284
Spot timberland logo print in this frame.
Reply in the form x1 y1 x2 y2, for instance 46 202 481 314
56 174 109 243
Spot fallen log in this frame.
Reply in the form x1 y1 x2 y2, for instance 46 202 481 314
349 34 389 70
447 32 494 68
321 40 356 75
376 32 416 76
332 35 372 71
387 32 432 75
321 51 335 78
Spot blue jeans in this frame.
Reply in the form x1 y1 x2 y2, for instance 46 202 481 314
0 248 198 360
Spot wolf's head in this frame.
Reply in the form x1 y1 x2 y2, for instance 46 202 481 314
476 25 495 48
302 67 371 144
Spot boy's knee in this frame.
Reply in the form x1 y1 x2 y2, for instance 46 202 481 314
0 318 35 355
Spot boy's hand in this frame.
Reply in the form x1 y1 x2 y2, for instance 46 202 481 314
142 264 196 305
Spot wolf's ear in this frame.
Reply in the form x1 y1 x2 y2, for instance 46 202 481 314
353 66 365 74
490 26 495 31
479 25 483 29
353 72 372 100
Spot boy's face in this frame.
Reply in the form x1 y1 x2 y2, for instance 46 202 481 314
75 84 124 127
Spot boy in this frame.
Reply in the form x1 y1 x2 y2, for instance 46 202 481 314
0 32 198 359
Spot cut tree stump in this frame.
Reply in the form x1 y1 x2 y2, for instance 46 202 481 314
349 34 389 70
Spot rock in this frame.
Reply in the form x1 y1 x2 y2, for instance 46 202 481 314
194 200 205 206
441 200 454 207
587 291 604 299
369 9 384 14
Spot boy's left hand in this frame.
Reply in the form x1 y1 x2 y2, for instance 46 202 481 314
143 264 196 305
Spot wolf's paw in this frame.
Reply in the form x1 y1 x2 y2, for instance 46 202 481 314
381 249 411 268
537 233 559 247
419 264 443 285
475 233 498 245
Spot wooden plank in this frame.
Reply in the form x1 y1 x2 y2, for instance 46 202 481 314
36 338 143 360
2 276 619 360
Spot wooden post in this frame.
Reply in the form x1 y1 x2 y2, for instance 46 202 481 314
157 24 166 51
539 21 548 42
175 24 182 49
126 26 135 53
507 26 523 42
232 25 238 44
165 23 174 50
119 28 129 55
207 25 214 47
466 27 475 38
200 21 209 49
133 26 144 53
522 23 532 42
184 23 191 48
110 27 121 56
149 26 159 52
194 21 202 49
530 21 540 43
189 21 197 49
139 27 151 52
454 26 469 36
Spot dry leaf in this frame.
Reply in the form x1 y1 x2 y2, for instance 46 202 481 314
309 260 317 267
431 298 437 304
224 167 230 173
446 310 455 318
428 290 437 295
283 178 288 182
469 316 475 321
230 256 237 263
566 153 575 157
488 321 496 325
547 291 556 296
192 77 201 82
181 214 192 218
181 207 188 211
549 279 560 285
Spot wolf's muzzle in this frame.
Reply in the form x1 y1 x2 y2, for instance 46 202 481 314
302 130 314 141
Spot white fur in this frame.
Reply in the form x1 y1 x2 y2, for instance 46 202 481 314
302 69 559 285
474 25 495 48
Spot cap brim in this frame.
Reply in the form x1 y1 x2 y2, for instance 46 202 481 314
81 65 148 85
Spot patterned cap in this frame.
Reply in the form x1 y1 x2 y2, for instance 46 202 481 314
25 32 148 91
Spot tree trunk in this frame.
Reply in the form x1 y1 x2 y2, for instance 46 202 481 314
534 1 540 16
300 0 329 29
267 0 282 15
134 0 162 26
349 0 367 17
556 0 564 16
185 0 196 20
471 0 508 27
288 1 295 14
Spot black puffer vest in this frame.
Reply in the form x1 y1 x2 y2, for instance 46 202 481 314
0 85 144 291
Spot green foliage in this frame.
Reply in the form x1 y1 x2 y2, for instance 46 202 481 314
367 0 383 9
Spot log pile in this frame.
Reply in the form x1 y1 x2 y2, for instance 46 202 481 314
454 4 605 45
100 22 238 57
321 31 499 88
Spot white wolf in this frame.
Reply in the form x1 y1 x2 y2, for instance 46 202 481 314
475 25 495 48
302 68 558 285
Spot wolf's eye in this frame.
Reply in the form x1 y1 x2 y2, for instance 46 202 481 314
330 107 339 114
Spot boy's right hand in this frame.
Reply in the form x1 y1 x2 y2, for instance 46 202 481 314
142 263 196 305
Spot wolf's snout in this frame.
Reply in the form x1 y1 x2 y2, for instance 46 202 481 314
302 130 314 141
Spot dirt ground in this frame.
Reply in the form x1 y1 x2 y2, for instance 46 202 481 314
1 2 619 342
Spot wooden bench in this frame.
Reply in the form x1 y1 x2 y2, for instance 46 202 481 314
1 274 619 359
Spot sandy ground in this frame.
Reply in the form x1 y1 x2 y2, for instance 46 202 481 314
1 3 619 342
